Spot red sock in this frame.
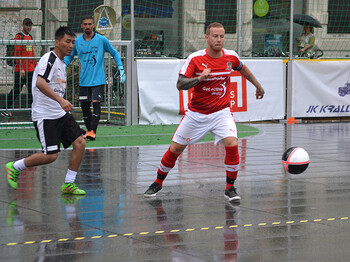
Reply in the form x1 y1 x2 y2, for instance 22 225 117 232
155 148 180 186
225 145 239 190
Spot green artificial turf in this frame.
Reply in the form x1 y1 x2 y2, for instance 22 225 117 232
0 124 259 149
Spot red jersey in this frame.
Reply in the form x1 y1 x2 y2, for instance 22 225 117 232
14 32 36 72
180 48 243 114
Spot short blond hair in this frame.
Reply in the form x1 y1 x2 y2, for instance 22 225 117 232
206 22 224 35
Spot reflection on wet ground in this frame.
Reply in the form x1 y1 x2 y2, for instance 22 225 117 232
1 123 350 261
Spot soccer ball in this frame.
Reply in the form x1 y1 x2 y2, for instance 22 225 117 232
281 147 310 174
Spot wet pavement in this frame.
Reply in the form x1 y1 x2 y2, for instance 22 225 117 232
1 122 350 262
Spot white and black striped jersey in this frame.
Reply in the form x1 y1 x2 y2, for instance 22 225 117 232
31 51 67 121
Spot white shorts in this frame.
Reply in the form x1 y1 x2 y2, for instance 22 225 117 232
172 107 237 145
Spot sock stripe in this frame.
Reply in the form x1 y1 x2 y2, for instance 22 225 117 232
224 164 239 172
158 162 172 173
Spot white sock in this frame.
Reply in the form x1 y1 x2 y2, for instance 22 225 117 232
13 159 27 171
64 169 77 183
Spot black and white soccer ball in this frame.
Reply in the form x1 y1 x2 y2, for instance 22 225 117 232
281 147 310 174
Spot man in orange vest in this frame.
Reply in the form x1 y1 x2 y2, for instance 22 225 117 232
2 18 37 118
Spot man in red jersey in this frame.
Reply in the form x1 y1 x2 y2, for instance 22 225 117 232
2 18 37 118
144 22 265 201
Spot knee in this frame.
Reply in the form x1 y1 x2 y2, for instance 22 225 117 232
92 101 101 115
81 101 91 113
81 101 90 108
169 142 186 155
74 136 86 150
223 137 238 147
45 153 58 163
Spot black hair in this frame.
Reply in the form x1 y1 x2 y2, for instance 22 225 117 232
81 15 94 23
55 26 76 40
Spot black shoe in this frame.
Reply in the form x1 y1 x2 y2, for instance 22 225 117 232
225 186 241 201
144 182 162 198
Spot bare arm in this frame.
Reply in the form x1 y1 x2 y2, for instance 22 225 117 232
239 65 265 99
176 68 211 90
301 44 312 52
36 76 73 112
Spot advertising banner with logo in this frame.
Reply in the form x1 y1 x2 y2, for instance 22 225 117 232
292 60 350 117
137 59 284 125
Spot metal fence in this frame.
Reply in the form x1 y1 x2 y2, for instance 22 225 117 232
0 40 133 127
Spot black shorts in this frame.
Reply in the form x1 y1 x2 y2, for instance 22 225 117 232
79 85 104 102
33 113 82 154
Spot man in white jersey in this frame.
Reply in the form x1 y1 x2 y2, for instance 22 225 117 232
144 22 265 201
5 26 86 195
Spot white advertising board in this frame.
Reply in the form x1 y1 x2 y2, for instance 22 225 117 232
292 60 350 117
137 59 284 125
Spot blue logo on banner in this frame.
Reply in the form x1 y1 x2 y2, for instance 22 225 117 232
338 76 350 97
306 73 350 114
